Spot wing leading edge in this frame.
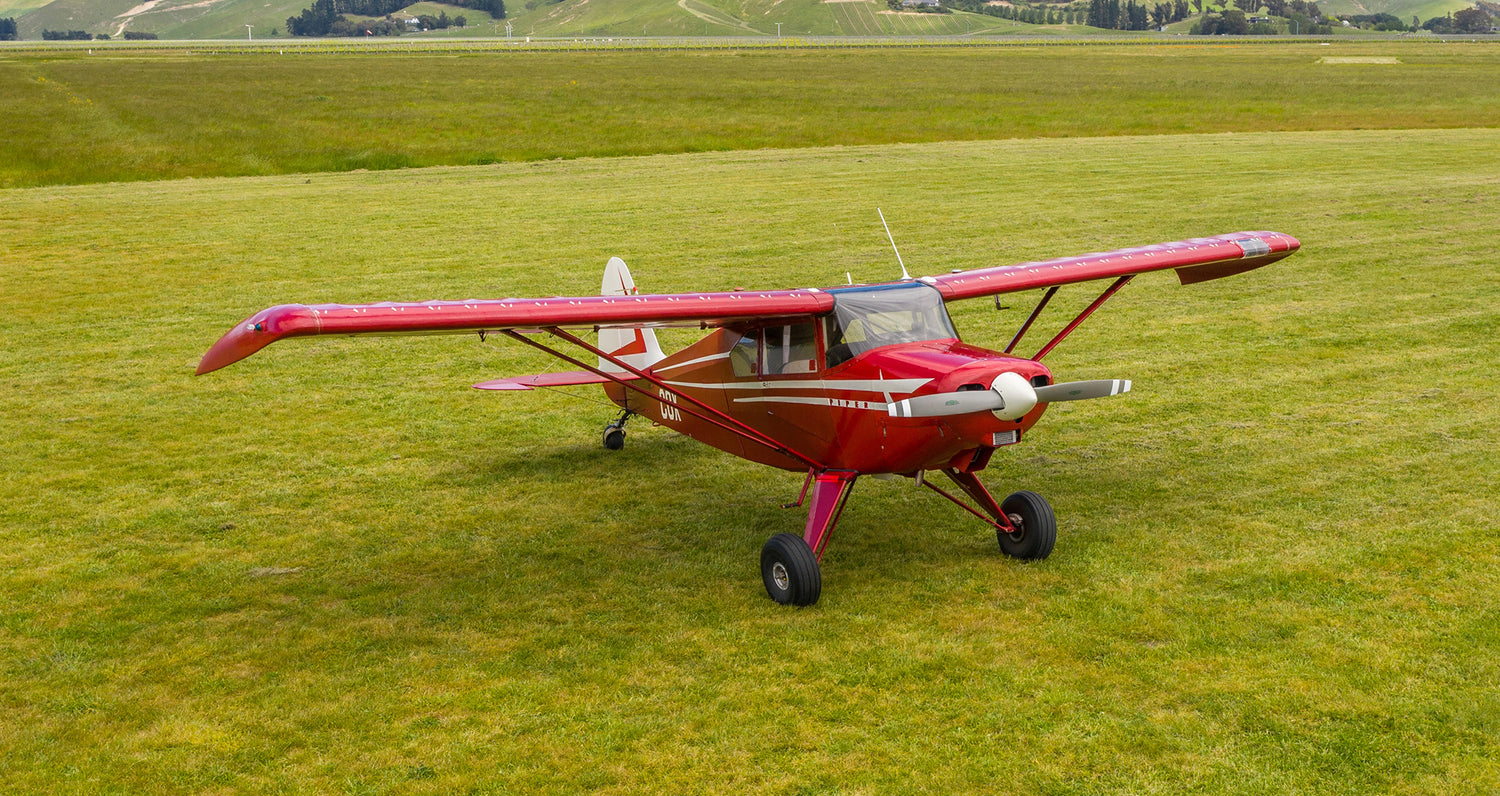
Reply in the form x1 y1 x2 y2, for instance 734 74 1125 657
925 232 1299 302
196 290 834 375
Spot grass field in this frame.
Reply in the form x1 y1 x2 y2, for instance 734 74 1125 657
3 41 1499 188
3 40 1500 794
3 125 1499 792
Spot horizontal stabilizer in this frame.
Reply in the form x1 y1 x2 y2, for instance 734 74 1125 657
472 371 641 391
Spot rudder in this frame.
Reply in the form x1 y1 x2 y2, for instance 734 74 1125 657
598 256 666 373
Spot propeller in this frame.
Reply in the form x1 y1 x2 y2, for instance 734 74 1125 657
1034 379 1131 403
887 373 1130 420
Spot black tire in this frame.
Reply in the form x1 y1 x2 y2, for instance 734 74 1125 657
602 425 625 451
760 533 821 606
998 490 1057 561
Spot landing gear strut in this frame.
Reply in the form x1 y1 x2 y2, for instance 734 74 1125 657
760 470 857 607
922 470 1057 562
602 408 635 451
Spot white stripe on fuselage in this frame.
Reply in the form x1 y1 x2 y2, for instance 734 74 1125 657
661 377 931 394
732 396 889 411
652 352 731 373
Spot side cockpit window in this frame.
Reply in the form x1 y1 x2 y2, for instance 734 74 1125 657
730 329 760 377
824 315 854 369
764 322 818 375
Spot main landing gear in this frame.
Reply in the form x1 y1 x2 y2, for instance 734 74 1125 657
759 470 856 607
758 469 1058 607
997 489 1057 560
761 533 821 606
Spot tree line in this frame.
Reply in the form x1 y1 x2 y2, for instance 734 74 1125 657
1394 6 1493 32
287 0 503 37
937 0 1491 33
1083 0 1194 30
0 17 17 40
42 29 111 40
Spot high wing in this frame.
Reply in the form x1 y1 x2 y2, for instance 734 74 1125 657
196 232 1296 375
923 231 1299 301
196 289 833 374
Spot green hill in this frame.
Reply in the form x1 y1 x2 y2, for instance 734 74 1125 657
506 0 1013 37
9 0 1484 38
16 0 309 38
0 0 48 19
6 0 1060 39
17 0 135 37
1314 0 1472 22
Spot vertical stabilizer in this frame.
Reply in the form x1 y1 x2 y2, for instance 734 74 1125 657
598 257 667 373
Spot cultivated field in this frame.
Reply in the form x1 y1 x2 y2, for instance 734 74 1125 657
1 43 1498 794
2 40 1499 188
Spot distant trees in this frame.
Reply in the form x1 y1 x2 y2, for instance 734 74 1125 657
1086 0 1178 30
1176 0 1335 34
1452 5 1494 30
286 0 338 36
42 29 100 40
1150 1 1192 27
885 0 950 13
460 0 505 19
0 17 17 41
329 16 406 35
1330 4 1494 32
1192 7 1247 33
1346 12 1407 29
322 11 467 35
123 30 159 39
288 0 503 36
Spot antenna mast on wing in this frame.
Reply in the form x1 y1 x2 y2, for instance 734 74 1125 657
878 208 912 281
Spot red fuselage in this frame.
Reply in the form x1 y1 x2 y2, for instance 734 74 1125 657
607 329 1052 474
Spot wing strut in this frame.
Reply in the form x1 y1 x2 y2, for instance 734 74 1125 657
1004 286 1059 355
502 328 825 471
1030 275 1134 362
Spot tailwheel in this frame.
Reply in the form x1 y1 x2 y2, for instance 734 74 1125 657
602 425 625 450
998 490 1057 561
601 409 634 451
760 533 821 606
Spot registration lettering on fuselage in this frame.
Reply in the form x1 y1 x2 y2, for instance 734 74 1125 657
657 387 682 422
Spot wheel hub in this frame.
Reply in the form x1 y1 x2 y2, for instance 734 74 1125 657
771 561 790 591
1005 512 1026 541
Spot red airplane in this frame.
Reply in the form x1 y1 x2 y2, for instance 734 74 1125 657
198 231 1299 606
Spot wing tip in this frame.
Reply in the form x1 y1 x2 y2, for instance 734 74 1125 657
195 322 274 375
195 305 312 375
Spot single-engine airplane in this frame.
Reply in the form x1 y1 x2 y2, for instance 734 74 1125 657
199 230 1299 606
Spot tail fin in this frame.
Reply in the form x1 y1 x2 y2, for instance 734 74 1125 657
598 256 667 373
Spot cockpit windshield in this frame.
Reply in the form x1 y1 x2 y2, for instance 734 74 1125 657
824 283 957 367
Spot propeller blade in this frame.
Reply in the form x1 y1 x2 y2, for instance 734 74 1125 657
887 390 1003 419
1034 379 1131 403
